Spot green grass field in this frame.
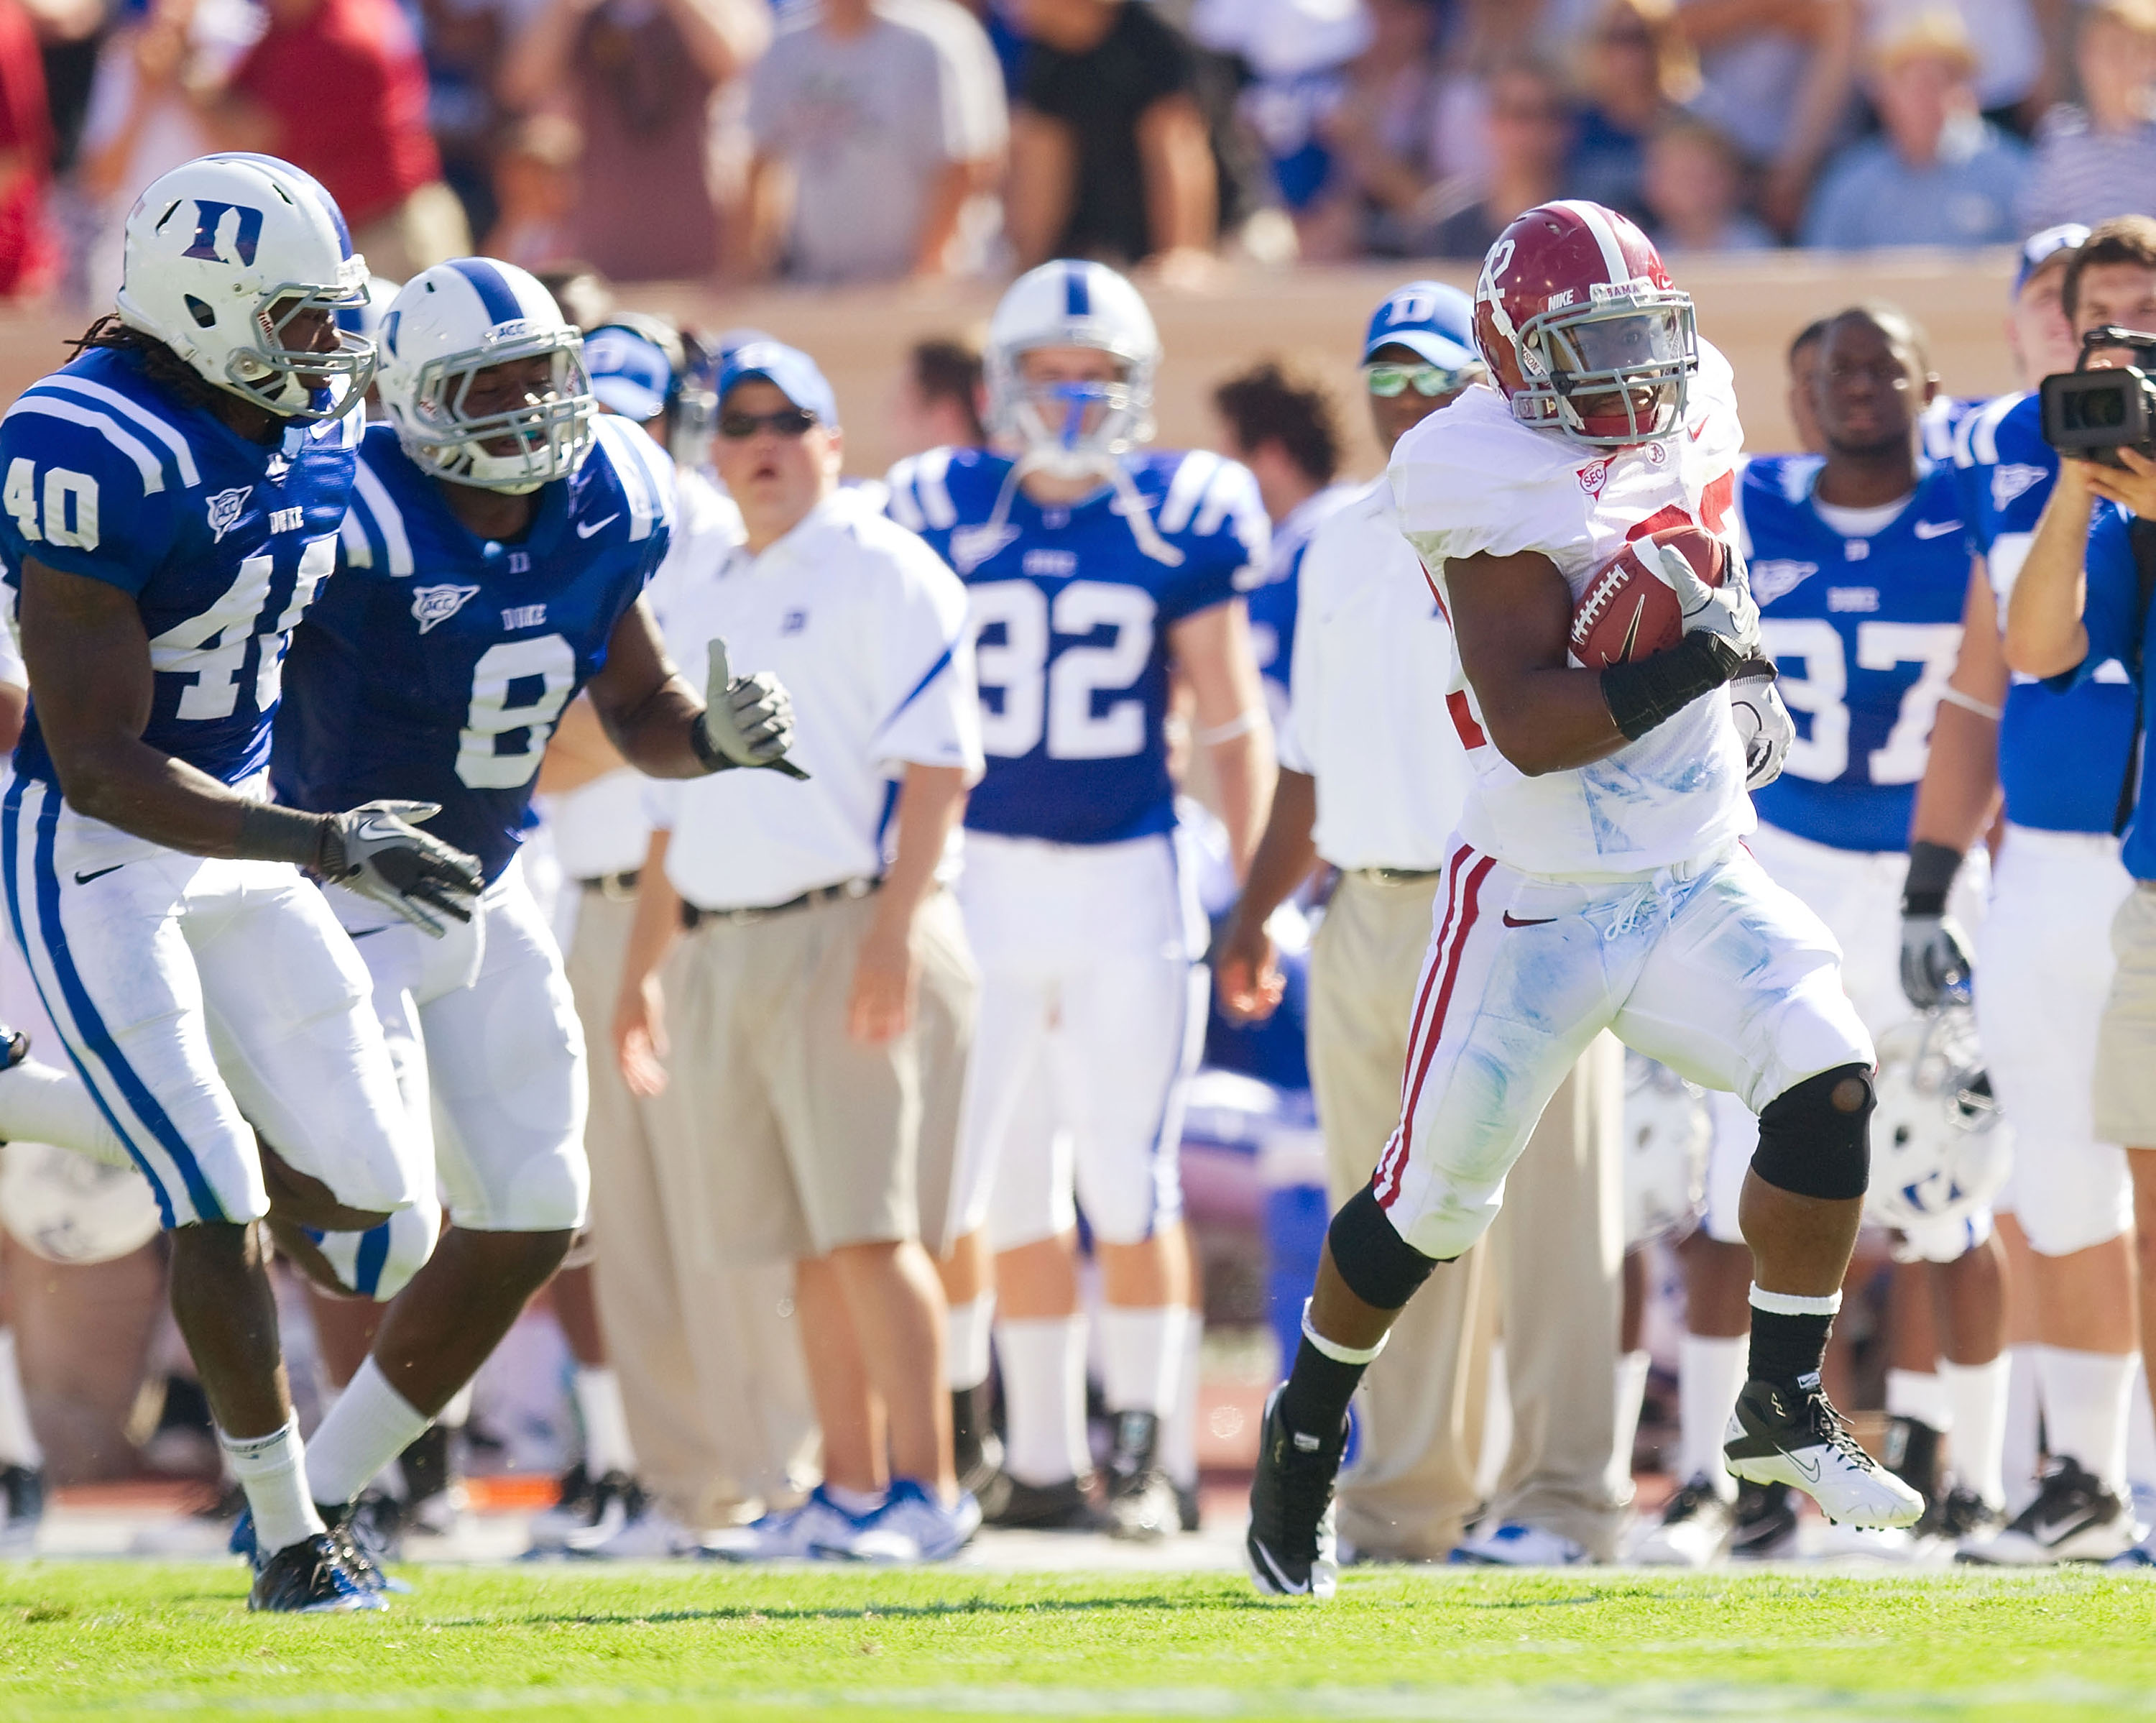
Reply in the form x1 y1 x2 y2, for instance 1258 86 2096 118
3 1563 2155 1722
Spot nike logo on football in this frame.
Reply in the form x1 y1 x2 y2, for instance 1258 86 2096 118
1502 912 1555 927
576 514 621 539
1912 519 1964 540
72 865 123 886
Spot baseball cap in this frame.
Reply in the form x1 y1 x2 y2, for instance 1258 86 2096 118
583 324 674 421
2015 222 2090 296
1363 280 1480 370
719 340 839 428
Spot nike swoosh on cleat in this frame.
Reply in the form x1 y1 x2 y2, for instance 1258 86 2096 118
1789 1450 1823 1483
576 513 622 538
1502 912 1555 927
73 865 123 885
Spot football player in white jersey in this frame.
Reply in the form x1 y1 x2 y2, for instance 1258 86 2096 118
885 260 1273 1538
1245 201 1925 1600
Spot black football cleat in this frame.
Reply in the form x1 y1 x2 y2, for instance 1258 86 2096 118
247 1531 386 1613
982 1473 1103 1531
1725 1375 1923 1529
1103 1410 1179 1542
1245 1385 1345 1599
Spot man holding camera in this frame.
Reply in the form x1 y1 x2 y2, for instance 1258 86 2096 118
2001 214 2156 1567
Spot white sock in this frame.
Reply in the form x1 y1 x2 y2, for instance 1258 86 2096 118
573 1366 637 1479
2128 1357 2156 1492
1158 1308 1202 1489
0 1060 132 1170
823 1482 886 1516
1611 1349 1651 1502
1475 1339 1511 1503
1886 1366 1954 1433
1940 1356 2011 1508
221 1417 325 1554
303 1356 431 1508
1678 1333 1747 1500
2037 1345 2134 1497
995 1315 1089 1487
946 1295 996 1393
1100 1304 1185 1419
2004 1344 2044 1512
0 1331 40 1469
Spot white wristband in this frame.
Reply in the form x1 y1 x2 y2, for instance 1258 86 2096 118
1195 709 1261 747
1938 686 2003 722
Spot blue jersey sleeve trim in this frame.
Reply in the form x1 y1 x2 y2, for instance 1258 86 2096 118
350 458 415 575
35 377 202 488
4 395 168 493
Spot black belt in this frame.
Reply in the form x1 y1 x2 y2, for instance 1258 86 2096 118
1355 866 1444 883
681 876 882 929
579 870 640 900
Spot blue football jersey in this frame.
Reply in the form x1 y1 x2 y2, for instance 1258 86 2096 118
1736 454 1971 853
1245 483 1356 727
0 346 360 789
273 415 674 881
1956 391 2139 833
886 447 1269 845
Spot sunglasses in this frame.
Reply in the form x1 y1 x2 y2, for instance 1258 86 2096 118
719 406 819 439
1365 362 1480 398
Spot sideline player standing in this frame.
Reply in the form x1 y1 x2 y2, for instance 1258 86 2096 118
1642 305 2007 1568
886 259 1274 1538
1245 201 1927 1601
258 260 799 1558
1912 223 2152 1564
0 155 479 1612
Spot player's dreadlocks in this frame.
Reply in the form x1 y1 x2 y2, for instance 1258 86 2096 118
68 316 226 413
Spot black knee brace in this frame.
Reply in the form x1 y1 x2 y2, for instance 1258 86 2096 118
1327 1182 1445 1310
1751 1062 1874 1201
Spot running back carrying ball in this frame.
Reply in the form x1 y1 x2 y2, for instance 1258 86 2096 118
1569 525 1726 668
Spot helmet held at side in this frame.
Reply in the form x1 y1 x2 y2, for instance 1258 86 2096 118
1866 1008 2012 1255
1473 199 1697 449
116 152 374 422
374 258 596 494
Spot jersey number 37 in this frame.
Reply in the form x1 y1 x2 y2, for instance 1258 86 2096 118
969 580 1156 761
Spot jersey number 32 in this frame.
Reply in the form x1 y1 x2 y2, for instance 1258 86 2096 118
969 580 1156 761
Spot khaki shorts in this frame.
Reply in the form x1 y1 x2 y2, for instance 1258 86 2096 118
2096 883 2156 1149
653 885 975 1262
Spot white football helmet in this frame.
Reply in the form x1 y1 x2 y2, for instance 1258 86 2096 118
0 1141 160 1267
374 258 595 493
985 259 1161 480
115 152 374 421
1867 1008 2012 1253
1623 1052 1710 1249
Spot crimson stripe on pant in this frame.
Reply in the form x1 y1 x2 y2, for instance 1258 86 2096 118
1373 849 1496 1209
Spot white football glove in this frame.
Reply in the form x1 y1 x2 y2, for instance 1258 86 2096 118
695 638 806 779
321 800 484 938
1728 661 1792 790
1655 537 1761 662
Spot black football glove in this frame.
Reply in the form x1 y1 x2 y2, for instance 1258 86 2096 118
320 800 484 937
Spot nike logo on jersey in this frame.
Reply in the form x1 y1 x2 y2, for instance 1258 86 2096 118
576 514 621 539
1502 912 1555 928
1912 519 1964 540
72 865 123 886
412 584 481 634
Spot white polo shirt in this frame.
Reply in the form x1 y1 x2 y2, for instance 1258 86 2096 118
549 469 746 883
1278 477 1472 873
648 485 983 910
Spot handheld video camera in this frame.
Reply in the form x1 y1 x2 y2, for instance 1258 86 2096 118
2040 326 2156 468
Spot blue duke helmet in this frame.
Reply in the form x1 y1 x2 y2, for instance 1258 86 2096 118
115 152 374 420
374 258 596 492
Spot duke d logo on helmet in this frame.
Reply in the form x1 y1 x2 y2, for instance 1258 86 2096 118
181 201 265 268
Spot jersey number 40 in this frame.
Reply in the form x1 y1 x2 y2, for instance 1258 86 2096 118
970 580 1156 761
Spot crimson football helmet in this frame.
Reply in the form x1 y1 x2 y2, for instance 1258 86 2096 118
1473 199 1698 449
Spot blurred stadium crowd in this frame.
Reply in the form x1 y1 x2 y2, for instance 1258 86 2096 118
0 0 2153 303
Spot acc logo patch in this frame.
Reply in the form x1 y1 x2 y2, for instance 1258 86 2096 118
204 486 251 543
412 584 481 634
950 522 1021 574
1991 463 2045 511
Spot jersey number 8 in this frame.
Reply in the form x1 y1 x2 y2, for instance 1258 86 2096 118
970 579 1156 761
459 634 576 789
